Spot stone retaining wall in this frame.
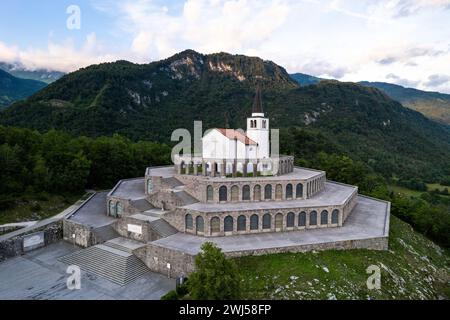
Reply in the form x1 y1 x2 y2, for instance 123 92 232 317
142 235 388 278
0 221 62 262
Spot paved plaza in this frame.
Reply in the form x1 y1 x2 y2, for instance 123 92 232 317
0 241 175 300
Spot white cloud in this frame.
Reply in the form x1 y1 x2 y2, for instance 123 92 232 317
0 33 119 72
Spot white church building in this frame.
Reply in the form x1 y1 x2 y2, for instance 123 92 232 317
175 87 292 177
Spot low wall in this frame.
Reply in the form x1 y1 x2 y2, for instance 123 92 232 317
142 235 388 278
0 221 62 262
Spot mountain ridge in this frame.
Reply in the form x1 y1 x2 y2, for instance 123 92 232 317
1 50 449 182
0 69 47 110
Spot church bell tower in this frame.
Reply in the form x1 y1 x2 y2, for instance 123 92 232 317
246 86 270 159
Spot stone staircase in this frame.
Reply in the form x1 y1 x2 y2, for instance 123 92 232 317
59 244 150 286
92 224 119 243
174 190 198 205
149 219 178 238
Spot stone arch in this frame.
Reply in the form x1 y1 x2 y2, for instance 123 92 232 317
263 213 272 229
242 185 251 201
185 214 193 230
250 214 259 230
219 186 228 202
206 185 213 201
231 185 239 202
298 211 306 227
332 209 339 224
196 216 204 233
310 211 318 226
116 202 123 217
237 215 246 231
264 185 272 200
321 210 329 225
287 212 295 228
275 184 283 200
275 213 283 229
210 217 220 233
109 200 116 217
296 183 303 198
286 184 293 199
253 185 261 201
224 216 234 232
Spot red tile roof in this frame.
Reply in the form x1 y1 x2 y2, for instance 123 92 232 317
216 129 258 146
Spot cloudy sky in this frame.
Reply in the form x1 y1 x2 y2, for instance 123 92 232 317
1 0 450 93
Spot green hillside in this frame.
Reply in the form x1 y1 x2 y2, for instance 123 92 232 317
237 216 450 300
1 50 450 184
0 69 47 110
359 81 450 125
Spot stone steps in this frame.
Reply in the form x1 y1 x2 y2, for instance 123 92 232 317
149 219 178 238
92 224 119 243
59 244 150 286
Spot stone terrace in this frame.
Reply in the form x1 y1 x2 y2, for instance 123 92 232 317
150 195 390 255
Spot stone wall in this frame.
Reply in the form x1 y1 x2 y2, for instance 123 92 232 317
166 191 358 237
141 235 388 278
142 243 196 278
175 174 327 204
63 220 94 248
114 216 163 243
0 221 62 262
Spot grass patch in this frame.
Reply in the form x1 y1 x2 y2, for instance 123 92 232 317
388 185 423 198
235 216 450 300
0 193 83 225
427 183 450 192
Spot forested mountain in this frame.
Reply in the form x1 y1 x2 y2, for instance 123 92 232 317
1 50 450 183
359 81 450 125
0 69 47 110
289 72 322 86
0 62 64 84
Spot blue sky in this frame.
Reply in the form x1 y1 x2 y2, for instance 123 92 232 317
1 0 450 93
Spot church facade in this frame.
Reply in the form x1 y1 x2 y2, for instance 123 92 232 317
62 88 391 279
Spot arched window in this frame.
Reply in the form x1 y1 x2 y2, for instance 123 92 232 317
296 184 303 198
262 120 267 129
263 214 271 229
321 210 329 225
116 202 123 217
147 179 153 194
224 216 234 232
253 185 261 201
210 217 220 233
310 211 317 226
298 212 306 227
231 185 239 202
275 184 283 200
219 186 227 202
250 214 259 230
237 215 246 231
332 209 339 224
185 214 193 230
287 212 295 227
242 185 250 201
275 213 283 229
207 185 213 201
286 184 293 199
109 200 116 217
264 185 272 200
196 216 204 233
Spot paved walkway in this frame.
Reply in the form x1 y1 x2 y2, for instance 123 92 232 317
0 242 175 300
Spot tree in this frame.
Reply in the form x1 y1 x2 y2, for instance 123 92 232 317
188 242 241 300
